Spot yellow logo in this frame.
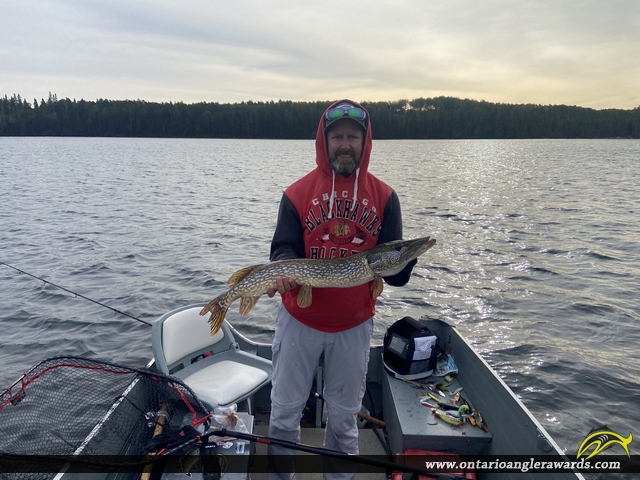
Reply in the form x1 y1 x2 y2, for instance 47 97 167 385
577 425 632 460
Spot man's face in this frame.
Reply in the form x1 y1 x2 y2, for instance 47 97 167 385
326 119 364 176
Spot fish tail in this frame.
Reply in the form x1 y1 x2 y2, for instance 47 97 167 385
200 295 227 336
205 298 228 336
200 295 220 316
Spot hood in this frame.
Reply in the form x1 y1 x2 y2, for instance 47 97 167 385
315 99 373 179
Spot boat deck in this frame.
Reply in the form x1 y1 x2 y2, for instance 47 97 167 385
252 426 388 480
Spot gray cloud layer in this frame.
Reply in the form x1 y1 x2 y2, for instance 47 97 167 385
2 0 638 108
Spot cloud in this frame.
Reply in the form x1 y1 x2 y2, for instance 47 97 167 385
2 0 638 108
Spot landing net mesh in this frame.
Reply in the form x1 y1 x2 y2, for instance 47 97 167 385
0 356 211 479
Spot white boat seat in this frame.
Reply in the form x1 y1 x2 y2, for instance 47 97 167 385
183 359 269 408
151 304 273 411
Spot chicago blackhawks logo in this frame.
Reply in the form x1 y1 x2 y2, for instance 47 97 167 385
334 220 350 238
319 220 367 247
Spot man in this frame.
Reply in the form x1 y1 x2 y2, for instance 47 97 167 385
266 99 416 479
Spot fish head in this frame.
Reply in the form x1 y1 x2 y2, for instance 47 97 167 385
366 236 436 276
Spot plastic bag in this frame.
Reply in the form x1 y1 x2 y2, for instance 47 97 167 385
211 404 248 433
434 354 458 376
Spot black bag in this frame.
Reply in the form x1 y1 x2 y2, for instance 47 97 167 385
383 317 440 380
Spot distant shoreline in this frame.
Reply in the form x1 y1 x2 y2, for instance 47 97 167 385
2 95 639 139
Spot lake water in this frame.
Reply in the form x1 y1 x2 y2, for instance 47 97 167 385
1 137 639 477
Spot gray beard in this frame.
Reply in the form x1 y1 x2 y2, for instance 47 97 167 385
329 153 361 176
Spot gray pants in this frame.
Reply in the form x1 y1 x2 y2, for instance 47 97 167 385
268 304 373 480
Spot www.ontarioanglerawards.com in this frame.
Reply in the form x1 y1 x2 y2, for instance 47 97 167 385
423 457 625 474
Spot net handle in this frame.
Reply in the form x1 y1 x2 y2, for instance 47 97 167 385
140 401 170 480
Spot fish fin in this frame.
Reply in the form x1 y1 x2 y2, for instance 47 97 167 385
227 264 263 286
202 297 227 336
297 285 312 308
239 296 261 316
371 277 384 297
200 295 220 316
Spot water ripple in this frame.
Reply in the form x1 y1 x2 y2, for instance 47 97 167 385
1 137 639 466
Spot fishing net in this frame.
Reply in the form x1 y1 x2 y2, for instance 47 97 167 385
0 356 212 479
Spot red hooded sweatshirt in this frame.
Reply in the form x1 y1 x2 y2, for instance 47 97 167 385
270 99 414 332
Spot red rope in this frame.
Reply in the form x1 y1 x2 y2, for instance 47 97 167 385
24 363 134 386
0 363 136 412
0 387 13 410
168 380 212 427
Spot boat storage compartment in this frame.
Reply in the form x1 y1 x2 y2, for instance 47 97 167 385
382 360 492 455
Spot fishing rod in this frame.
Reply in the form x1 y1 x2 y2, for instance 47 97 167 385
204 428 465 480
3 263 460 477
153 425 464 479
0 262 152 327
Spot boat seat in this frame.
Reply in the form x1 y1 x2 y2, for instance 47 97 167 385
151 304 272 412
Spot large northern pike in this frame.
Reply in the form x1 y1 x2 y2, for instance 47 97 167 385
200 236 436 336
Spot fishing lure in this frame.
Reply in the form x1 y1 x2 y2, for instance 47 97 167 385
432 409 463 427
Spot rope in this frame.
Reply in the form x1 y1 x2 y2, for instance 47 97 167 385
0 261 152 326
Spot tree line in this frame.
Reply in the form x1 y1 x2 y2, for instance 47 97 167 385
1 93 639 139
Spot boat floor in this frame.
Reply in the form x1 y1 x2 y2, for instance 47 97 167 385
252 426 388 480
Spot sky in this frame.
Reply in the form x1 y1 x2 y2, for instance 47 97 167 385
2 0 639 110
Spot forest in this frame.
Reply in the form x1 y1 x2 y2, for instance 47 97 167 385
1 93 639 139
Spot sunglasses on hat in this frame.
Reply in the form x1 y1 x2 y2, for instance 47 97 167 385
324 105 367 129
